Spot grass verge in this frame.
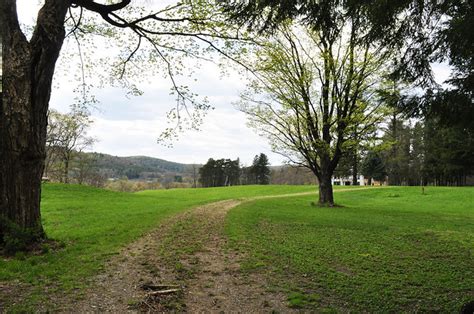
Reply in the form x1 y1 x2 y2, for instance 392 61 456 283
225 186 474 312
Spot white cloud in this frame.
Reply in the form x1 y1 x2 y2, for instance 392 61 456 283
17 1 453 167
15 0 283 165
88 109 282 165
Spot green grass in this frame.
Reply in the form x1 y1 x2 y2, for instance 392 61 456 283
0 183 315 309
225 186 474 312
2 184 472 311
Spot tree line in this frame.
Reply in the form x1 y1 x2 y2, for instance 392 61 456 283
332 100 473 187
359 112 473 187
199 153 270 187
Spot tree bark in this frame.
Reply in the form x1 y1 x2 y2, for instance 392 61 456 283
318 174 334 206
352 149 358 185
316 155 335 206
0 0 69 245
64 156 70 184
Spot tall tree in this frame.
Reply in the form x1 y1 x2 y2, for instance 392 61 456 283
45 109 95 183
199 158 241 187
377 112 473 186
361 151 386 186
224 1 474 138
382 112 411 186
199 158 217 187
226 0 473 188
239 20 389 205
422 116 473 186
0 0 245 246
250 153 270 185
223 158 241 186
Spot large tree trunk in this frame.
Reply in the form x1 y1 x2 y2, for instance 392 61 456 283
318 174 334 206
0 1 69 246
317 156 335 206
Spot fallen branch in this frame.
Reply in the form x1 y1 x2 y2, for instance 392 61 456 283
140 283 180 291
148 288 181 296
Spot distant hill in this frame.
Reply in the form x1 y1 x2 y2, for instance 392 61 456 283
87 152 198 181
83 152 316 185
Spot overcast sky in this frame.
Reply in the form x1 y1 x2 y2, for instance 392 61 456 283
17 1 284 166
16 1 452 166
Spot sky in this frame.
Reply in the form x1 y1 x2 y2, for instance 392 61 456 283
16 1 283 166
16 1 452 166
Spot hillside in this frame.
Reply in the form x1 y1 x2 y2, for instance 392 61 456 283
87 152 197 181
86 153 317 185
76 152 321 186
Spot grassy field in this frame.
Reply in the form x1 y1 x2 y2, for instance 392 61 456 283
0 183 315 308
225 187 474 312
1 184 472 311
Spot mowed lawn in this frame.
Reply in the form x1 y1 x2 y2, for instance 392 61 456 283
225 187 474 312
0 183 315 309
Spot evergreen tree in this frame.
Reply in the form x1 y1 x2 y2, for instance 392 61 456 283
381 112 411 185
362 151 386 186
250 153 271 185
199 158 216 187
223 159 241 186
378 114 473 186
199 158 241 187
423 117 473 186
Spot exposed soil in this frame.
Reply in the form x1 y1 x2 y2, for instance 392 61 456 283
53 198 295 313
0 281 31 312
180 200 290 313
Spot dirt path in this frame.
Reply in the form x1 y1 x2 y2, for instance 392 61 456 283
56 198 292 312
50 188 375 312
180 200 290 313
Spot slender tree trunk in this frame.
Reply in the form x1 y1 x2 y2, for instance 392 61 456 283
64 158 70 184
192 165 197 188
352 150 358 185
0 1 69 245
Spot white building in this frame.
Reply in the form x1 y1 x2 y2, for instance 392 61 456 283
332 174 366 186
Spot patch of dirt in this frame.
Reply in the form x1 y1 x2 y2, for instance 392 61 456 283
181 200 291 313
51 199 293 312
0 281 31 312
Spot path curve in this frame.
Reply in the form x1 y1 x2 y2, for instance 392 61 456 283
55 187 375 312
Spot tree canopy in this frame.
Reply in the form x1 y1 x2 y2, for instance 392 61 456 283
250 153 271 185
361 151 386 185
199 158 241 187
238 19 390 205
223 0 464 85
